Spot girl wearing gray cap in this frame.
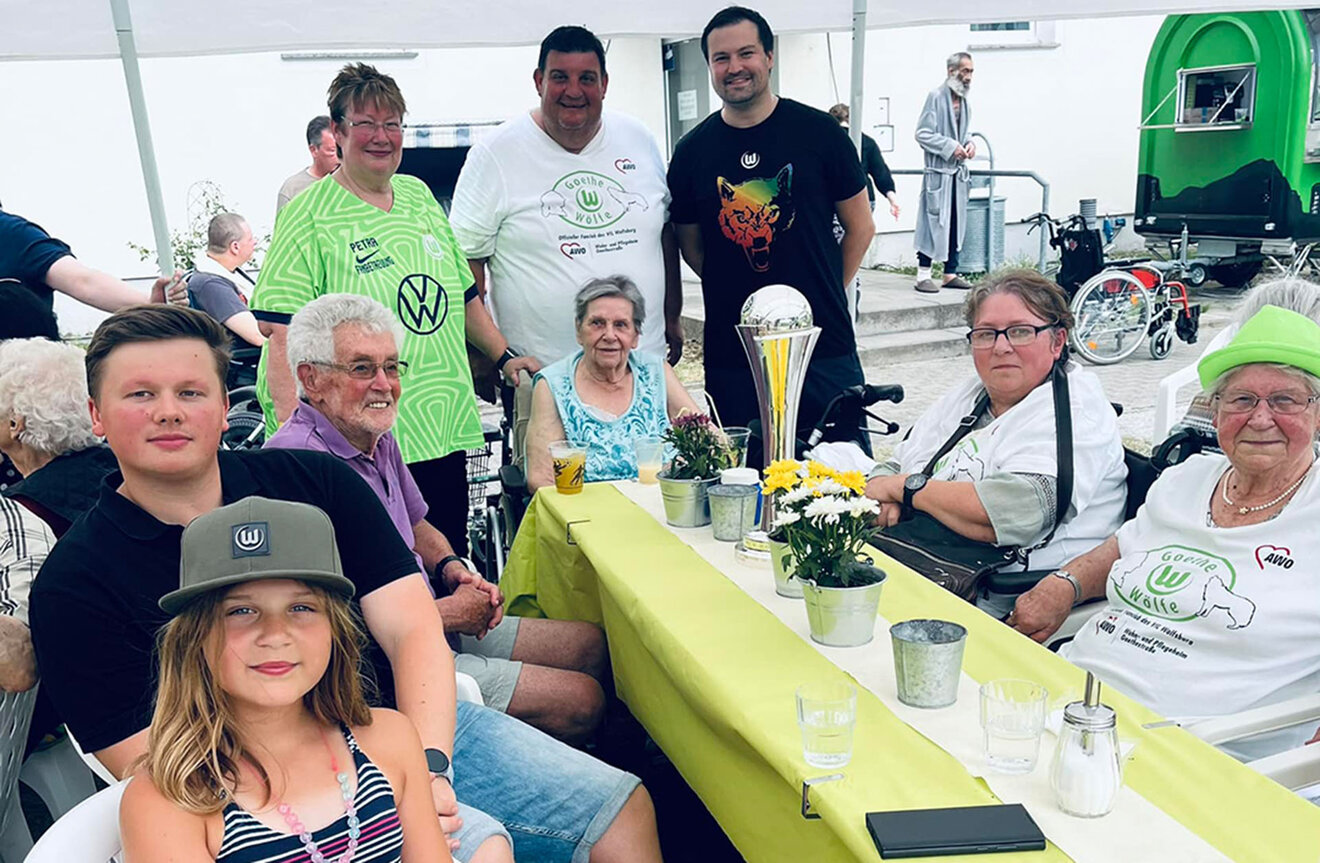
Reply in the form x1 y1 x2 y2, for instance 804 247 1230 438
119 497 455 862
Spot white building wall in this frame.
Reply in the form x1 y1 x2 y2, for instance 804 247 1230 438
1 19 1162 333
776 16 1165 264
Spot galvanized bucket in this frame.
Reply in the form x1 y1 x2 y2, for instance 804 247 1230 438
801 573 887 647
770 536 803 598
890 619 968 708
658 474 719 527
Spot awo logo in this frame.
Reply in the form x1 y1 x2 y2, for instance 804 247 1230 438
614 158 637 173
1256 544 1295 570
231 522 270 558
559 242 587 260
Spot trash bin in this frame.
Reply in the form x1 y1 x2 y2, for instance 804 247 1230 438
960 195 1005 274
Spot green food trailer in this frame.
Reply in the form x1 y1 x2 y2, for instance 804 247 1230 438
1134 9 1320 286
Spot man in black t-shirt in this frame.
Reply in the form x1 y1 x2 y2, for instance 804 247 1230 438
30 305 659 862
668 6 874 450
0 208 185 318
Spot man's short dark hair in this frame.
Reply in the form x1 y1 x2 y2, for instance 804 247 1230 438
538 25 607 76
701 6 775 60
0 283 59 341
306 115 332 147
85 305 232 401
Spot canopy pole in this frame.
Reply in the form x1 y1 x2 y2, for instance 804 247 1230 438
848 0 866 155
110 0 173 275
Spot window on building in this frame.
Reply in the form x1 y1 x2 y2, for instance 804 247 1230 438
968 21 1057 49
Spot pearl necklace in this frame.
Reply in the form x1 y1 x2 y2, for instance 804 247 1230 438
1220 462 1313 515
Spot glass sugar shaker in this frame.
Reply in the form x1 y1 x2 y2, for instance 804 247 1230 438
1051 672 1122 817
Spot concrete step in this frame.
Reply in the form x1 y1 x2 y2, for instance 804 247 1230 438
854 296 966 337
856 327 970 366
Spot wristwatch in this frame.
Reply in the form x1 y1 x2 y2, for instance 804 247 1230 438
425 748 454 783
495 347 520 374
902 473 929 512
1050 569 1083 606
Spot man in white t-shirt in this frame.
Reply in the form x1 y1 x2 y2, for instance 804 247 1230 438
449 25 681 371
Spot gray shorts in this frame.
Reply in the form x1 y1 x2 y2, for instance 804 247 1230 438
454 616 522 712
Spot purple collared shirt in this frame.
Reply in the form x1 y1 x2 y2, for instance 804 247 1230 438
264 402 430 584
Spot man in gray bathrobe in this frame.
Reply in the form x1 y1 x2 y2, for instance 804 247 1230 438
914 52 976 293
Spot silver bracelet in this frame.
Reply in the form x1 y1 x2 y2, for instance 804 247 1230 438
1051 569 1083 606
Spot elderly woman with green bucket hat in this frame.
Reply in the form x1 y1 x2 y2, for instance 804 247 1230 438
1009 305 1320 760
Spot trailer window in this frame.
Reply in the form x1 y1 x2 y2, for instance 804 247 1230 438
1178 65 1255 128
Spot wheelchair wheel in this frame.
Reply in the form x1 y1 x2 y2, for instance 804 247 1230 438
1149 325 1174 360
1069 270 1152 365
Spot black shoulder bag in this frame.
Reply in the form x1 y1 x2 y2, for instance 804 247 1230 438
869 362 1074 603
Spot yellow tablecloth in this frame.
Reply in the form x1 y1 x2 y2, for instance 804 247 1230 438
503 483 1320 862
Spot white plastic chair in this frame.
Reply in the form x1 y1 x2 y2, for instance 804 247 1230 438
1151 325 1235 441
25 779 127 863
66 728 119 786
455 671 484 706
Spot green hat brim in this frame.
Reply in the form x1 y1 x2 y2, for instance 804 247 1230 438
159 569 355 615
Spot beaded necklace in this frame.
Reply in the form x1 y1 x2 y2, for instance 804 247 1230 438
273 727 360 863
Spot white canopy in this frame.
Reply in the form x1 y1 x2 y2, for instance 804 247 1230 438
3 1 1312 60
2 0 1310 272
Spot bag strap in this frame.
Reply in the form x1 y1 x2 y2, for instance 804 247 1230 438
1022 361 1074 559
919 392 992 478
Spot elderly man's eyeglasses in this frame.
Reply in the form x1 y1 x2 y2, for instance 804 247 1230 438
966 323 1055 350
347 119 404 136
313 360 409 379
1213 391 1318 415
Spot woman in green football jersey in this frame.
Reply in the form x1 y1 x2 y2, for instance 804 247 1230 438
252 63 538 557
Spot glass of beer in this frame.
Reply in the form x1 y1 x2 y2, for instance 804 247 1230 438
549 441 587 495
633 436 665 485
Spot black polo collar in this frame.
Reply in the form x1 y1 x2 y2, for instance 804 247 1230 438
95 451 264 541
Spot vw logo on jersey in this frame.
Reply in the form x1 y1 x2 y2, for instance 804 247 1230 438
231 522 270 558
740 151 760 170
397 273 449 335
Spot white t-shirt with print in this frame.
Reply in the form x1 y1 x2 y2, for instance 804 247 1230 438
890 362 1127 571
1064 452 1320 759
449 111 670 365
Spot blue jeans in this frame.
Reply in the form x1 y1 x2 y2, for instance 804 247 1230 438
453 700 640 863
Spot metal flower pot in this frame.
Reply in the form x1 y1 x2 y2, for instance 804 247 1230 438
801 571 887 647
770 536 803 598
658 473 720 527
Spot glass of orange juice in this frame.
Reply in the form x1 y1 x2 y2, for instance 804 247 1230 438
633 437 665 485
549 441 587 494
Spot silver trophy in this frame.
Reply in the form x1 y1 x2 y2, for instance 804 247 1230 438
734 285 820 564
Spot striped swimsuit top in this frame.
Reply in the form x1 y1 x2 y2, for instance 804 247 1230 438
216 726 404 863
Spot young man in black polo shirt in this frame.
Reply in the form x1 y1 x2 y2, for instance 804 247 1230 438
29 306 661 863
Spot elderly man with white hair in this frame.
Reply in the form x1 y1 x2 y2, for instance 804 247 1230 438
913 51 976 293
263 293 609 745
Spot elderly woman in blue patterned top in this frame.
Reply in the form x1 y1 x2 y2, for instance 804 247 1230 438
526 276 703 492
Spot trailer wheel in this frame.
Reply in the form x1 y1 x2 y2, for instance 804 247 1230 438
1208 260 1262 288
1184 263 1207 287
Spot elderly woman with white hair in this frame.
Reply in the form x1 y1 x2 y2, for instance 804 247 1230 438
0 337 117 701
525 276 704 492
1010 305 1320 760
0 338 118 539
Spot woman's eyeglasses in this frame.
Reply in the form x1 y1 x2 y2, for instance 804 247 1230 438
1213 391 1318 415
966 323 1055 350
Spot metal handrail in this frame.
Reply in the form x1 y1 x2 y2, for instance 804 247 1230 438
888 168 1052 271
